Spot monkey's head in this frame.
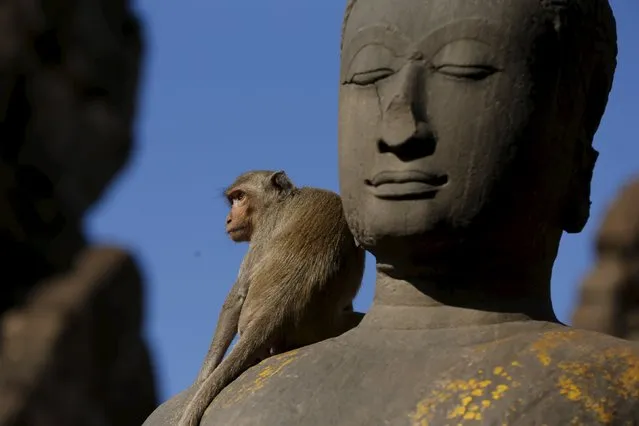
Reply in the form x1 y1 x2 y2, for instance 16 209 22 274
224 170 295 242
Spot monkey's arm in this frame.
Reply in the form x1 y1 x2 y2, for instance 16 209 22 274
193 279 247 386
179 297 281 426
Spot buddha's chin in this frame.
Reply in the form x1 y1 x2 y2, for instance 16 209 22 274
353 218 459 256
363 196 445 230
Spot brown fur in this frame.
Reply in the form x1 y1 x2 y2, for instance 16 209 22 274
178 170 365 426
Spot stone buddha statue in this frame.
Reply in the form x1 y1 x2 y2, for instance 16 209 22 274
572 177 639 341
145 0 639 424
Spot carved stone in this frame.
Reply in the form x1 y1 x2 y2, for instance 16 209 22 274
0 247 157 426
0 0 157 424
146 0 639 425
572 177 639 340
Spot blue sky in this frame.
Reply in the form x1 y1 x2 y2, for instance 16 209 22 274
85 1 638 401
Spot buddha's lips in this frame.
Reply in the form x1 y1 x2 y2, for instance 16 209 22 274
366 170 448 187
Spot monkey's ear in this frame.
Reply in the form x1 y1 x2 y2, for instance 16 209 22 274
270 170 294 193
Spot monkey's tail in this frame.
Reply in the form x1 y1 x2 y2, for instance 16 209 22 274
177 315 277 426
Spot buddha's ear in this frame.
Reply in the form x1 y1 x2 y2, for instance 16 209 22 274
560 135 598 234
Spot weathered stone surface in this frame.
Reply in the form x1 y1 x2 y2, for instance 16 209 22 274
0 0 157 424
0 247 157 426
572 177 639 340
150 325 639 425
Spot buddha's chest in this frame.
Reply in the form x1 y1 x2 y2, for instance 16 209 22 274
201 330 638 425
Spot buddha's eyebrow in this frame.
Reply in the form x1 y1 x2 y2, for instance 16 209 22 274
413 18 513 58
342 24 411 63
342 19 505 74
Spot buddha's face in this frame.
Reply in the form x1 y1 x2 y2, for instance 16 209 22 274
338 0 584 255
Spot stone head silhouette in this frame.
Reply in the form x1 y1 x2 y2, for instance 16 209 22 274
338 0 615 267
336 0 618 321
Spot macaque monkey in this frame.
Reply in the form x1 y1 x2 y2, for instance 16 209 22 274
178 170 365 426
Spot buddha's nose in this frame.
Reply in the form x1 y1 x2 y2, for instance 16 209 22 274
380 63 427 147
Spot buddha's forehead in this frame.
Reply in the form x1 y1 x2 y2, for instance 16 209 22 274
343 0 546 49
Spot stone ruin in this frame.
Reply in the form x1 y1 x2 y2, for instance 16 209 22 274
0 0 157 425
572 176 639 341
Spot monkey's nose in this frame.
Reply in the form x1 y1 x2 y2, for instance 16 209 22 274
226 216 232 225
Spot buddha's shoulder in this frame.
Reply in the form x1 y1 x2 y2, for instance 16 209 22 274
473 324 639 385
143 326 639 426
219 326 639 423
463 325 639 414
516 325 639 363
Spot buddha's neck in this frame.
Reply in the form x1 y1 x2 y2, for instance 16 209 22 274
363 245 559 330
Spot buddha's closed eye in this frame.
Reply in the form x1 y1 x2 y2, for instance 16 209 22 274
350 68 395 85
430 39 502 81
431 64 499 81
347 62 498 86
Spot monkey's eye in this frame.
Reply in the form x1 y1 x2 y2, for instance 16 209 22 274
229 191 246 205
